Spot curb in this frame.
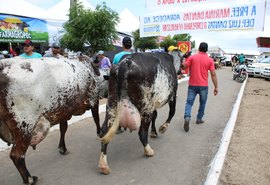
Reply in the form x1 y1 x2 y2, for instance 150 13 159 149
204 78 248 185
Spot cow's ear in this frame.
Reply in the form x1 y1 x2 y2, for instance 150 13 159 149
103 75 110 80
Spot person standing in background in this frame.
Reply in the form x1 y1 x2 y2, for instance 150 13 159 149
43 42 63 59
113 37 132 65
238 53 245 65
20 40 42 58
96 50 111 70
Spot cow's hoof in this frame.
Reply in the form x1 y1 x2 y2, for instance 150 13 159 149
159 123 169 134
99 166 111 175
99 153 110 174
30 176 38 185
58 146 67 155
150 131 158 138
24 176 38 185
144 144 155 157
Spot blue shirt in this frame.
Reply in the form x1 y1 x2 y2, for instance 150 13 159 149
20 52 42 58
113 51 131 64
238 54 245 64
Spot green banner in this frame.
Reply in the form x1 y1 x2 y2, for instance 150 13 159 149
0 14 48 43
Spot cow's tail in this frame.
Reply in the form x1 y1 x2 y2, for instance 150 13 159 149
100 103 121 144
101 59 129 144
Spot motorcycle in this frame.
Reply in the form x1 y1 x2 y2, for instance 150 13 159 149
233 64 247 83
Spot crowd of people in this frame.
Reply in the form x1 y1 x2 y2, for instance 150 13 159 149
0 36 133 69
0 40 63 60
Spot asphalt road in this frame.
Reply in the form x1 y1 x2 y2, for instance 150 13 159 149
0 67 242 185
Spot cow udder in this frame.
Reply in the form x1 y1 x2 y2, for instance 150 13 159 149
119 99 140 131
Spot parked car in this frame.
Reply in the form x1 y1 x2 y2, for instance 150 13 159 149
221 55 232 66
247 57 270 77
254 52 270 63
245 57 255 65
261 60 270 80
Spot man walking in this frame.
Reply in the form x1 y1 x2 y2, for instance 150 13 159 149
181 42 218 132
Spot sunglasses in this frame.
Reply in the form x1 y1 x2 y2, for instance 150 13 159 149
23 44 32 47
53 47 60 49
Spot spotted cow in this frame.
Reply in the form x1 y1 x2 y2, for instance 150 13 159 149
98 51 183 174
0 56 106 184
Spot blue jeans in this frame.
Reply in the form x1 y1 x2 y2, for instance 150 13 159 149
184 86 208 121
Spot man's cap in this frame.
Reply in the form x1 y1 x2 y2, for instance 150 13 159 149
23 39 33 46
168 45 178 52
96 50 104 55
52 42 61 48
122 37 132 46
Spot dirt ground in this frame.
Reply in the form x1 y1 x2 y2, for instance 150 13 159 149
220 77 270 185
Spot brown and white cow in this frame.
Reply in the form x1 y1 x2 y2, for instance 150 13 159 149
0 56 105 184
98 51 183 174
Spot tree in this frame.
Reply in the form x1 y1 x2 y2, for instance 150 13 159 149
160 34 196 51
61 2 119 56
172 34 195 49
132 29 158 52
159 35 176 51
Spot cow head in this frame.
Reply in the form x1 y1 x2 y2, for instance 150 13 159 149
169 50 184 73
80 55 109 99
96 69 109 99
77 54 100 77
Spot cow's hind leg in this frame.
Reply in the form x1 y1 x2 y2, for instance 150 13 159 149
99 143 110 175
99 115 111 174
159 95 176 134
139 114 154 157
90 101 101 137
150 110 158 138
10 137 37 184
58 121 68 155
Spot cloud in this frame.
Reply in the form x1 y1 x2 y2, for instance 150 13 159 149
25 0 60 9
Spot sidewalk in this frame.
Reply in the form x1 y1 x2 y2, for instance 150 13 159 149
220 78 270 185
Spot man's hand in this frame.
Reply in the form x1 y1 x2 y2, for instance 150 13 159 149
181 63 187 70
210 70 218 96
214 88 218 96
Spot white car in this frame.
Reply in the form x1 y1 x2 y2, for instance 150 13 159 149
261 66 270 80
247 57 270 77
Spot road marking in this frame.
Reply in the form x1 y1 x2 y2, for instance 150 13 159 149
204 77 248 185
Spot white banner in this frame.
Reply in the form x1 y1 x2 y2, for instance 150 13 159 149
47 20 65 45
145 0 260 9
140 1 266 37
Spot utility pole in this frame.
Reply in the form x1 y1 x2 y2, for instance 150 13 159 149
70 0 77 9
70 0 77 20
